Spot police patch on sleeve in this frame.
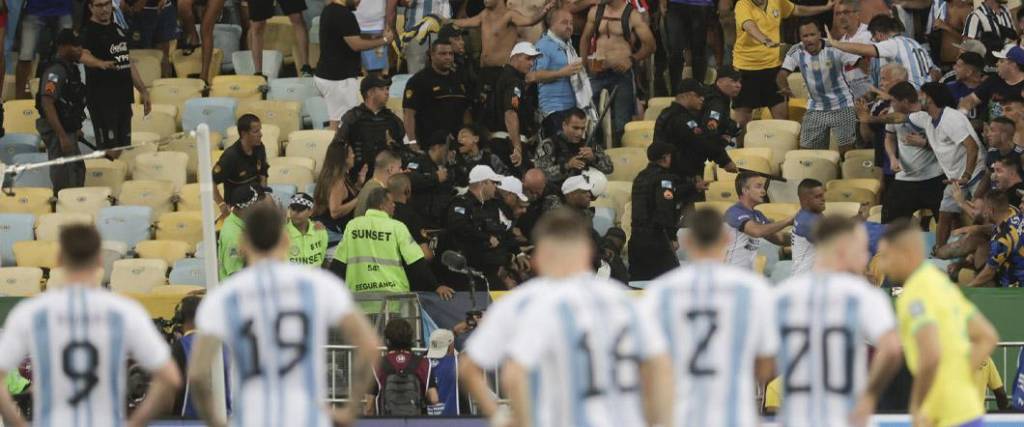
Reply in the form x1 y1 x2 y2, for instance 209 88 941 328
454 206 466 215
709 111 721 120
686 120 698 129
405 89 413 99
408 162 419 170
660 180 673 189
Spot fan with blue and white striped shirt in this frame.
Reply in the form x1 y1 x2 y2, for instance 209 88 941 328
870 35 936 88
782 43 860 111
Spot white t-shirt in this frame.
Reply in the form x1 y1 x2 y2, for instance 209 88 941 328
354 0 385 32
774 272 896 427
909 108 985 180
0 286 171 425
639 262 778 427
464 279 550 369
195 261 357 427
885 112 945 182
507 274 667 427
840 23 872 99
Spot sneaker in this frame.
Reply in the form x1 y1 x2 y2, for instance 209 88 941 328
300 65 314 77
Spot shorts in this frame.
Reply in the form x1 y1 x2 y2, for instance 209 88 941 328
734 67 784 109
940 175 982 214
19 14 73 61
360 31 388 71
131 5 178 48
882 175 944 223
89 103 132 150
314 76 360 121
799 107 857 149
248 0 305 22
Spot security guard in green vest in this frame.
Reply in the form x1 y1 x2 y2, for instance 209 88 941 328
285 192 329 267
218 185 266 279
330 187 441 296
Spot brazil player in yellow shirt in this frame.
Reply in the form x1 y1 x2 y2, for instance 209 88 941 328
877 220 1000 427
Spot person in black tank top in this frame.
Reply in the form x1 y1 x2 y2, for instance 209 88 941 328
313 141 364 246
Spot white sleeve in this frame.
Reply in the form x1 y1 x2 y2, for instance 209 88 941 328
834 47 862 66
0 304 31 371
884 123 897 133
752 282 780 357
781 47 800 72
874 39 899 59
464 297 520 370
124 301 172 370
860 287 896 343
315 270 355 325
507 300 559 369
633 301 668 361
194 288 229 340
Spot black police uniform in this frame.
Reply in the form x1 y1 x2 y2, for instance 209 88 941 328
36 59 87 193
403 65 468 142
448 148 511 187
443 192 510 289
80 19 134 151
213 140 269 202
627 162 683 280
334 103 406 177
486 64 537 168
405 151 455 227
653 102 732 201
702 85 742 144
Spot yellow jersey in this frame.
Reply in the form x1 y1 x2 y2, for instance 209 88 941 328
973 357 1003 406
733 0 795 70
896 263 985 426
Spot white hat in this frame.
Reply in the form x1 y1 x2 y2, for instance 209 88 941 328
509 41 542 59
498 176 529 202
581 168 608 198
468 165 503 184
561 175 594 195
426 329 455 358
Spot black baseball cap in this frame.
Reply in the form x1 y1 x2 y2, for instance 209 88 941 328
55 29 81 47
716 66 741 82
958 52 986 72
289 192 315 211
438 23 467 41
647 142 675 162
677 78 704 96
360 75 391 96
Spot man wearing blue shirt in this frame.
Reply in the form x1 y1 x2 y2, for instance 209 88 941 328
724 172 794 269
532 8 585 138
791 178 825 276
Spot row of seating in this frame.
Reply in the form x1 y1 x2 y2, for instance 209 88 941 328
0 262 206 297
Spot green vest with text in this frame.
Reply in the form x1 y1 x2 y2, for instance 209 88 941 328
334 209 424 294
286 220 329 266
218 213 245 280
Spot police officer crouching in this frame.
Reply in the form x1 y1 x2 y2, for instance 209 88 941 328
37 29 88 194
443 165 509 289
628 142 683 281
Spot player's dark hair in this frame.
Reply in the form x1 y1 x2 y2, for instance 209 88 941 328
237 113 260 134
993 116 1017 129
880 218 917 242
867 15 902 35
244 204 286 252
921 82 955 109
384 318 414 350
59 224 102 271
563 107 588 123
797 178 823 194
430 39 452 53
889 81 919 103
997 155 1023 177
797 18 823 34
532 207 592 244
812 215 860 245
686 208 724 248
387 173 412 197
984 190 1010 208
366 187 392 211
734 171 761 196
374 150 401 173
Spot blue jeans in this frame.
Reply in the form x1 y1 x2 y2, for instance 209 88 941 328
590 69 635 147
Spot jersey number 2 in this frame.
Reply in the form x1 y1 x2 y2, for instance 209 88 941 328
61 341 99 405
239 311 310 381
686 309 719 376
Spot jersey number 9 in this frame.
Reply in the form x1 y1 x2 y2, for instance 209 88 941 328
62 341 100 405
238 311 311 381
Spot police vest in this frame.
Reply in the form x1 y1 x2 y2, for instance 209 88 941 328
333 209 425 294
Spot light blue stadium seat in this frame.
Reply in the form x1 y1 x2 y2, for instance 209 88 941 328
268 77 319 126
232 50 284 79
0 213 35 266
592 207 615 236
183 97 238 135
10 152 51 188
770 260 793 284
169 258 207 286
305 182 316 195
0 133 40 164
388 74 412 99
303 6 321 34
268 184 297 208
97 206 153 249
304 97 328 129
213 24 243 72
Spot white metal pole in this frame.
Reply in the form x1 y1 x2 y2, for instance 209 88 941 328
195 123 228 420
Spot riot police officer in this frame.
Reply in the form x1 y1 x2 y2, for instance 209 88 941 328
628 142 684 281
443 165 510 289
333 75 407 177
405 130 455 227
702 67 743 146
37 30 88 194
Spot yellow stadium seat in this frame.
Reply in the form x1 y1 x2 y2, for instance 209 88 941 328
844 149 874 163
153 77 206 91
161 132 224 179
785 149 841 164
132 103 178 119
117 132 162 177
133 152 189 191
118 180 176 218
268 164 314 188
176 183 202 212
36 212 93 241
826 187 877 206
385 97 403 115
13 240 59 269
170 48 223 80
841 158 883 180
135 240 191 265
110 258 168 293
46 267 105 290
694 201 732 215
622 120 655 148
132 55 162 87
56 186 112 216
131 48 165 62
4 100 39 134
788 97 807 123
782 157 838 184
0 267 43 296
823 201 862 218
238 100 301 140
756 203 799 222
605 147 647 182
150 284 205 297
285 130 333 173
268 156 316 171
706 180 738 202
868 205 883 223
156 211 204 246
84 159 128 195
644 97 674 121
226 124 280 157
132 111 177 137
0 187 53 215
827 178 881 194
266 16 297 63
745 120 800 169
731 154 773 175
602 181 632 214
151 83 203 120
210 75 264 101
787 72 809 99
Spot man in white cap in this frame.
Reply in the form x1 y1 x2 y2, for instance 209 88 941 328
485 41 543 170
561 174 594 213
425 329 461 416
445 165 511 288
497 175 530 226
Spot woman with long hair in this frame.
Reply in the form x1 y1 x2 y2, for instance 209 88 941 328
313 141 365 250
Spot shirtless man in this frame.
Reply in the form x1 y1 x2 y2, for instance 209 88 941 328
579 0 655 146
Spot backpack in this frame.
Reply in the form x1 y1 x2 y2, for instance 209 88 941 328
591 2 635 51
381 353 425 416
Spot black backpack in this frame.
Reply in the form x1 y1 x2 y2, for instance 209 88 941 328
592 1 635 50
380 354 425 416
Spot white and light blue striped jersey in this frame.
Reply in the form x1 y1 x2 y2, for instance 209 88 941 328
724 203 771 270
0 285 171 427
782 43 860 111
774 272 896 427
926 0 947 35
464 279 549 370
195 261 357 427
507 274 667 427
403 0 452 31
870 36 935 89
791 209 822 276
639 261 778 427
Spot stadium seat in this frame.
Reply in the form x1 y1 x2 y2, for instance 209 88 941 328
841 157 883 180
46 266 106 289
826 187 877 206
133 152 189 191
305 97 329 129
267 184 297 208
131 54 161 87
170 48 223 79
153 77 207 91
212 24 244 72
169 258 207 286
827 178 881 194
0 133 40 164
844 149 874 163
265 16 298 64
238 100 301 139
118 133 162 177
305 182 316 194
385 97 403 116
0 213 35 266
682 65 717 85
183 97 239 134
0 267 43 296
231 50 284 79
286 130 333 173
3 100 39 134
130 48 164 62
118 180 175 218
131 103 178 119
110 258 168 293
756 203 799 222
601 181 632 215
823 202 862 218
84 159 128 195
787 72 810 99
0 187 53 215
155 211 204 246
36 212 93 241
268 77 318 119
592 206 615 235
194 241 207 258
225 124 281 157
784 149 841 164
210 75 265 101
135 240 191 265
706 180 737 202
13 240 58 269
161 132 225 179
868 205 883 222
10 152 51 187
694 201 732 215
150 284 205 297
268 164 315 188
622 121 655 148
132 111 177 137
269 156 316 172
782 157 838 184
730 154 773 175
605 147 647 182
176 183 202 212
643 97 673 121
151 81 204 120
96 206 153 249
56 186 113 216
745 120 800 168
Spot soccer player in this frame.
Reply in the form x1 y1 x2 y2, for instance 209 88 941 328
640 207 778 427
877 219 1000 427
0 224 182 426
188 205 381 427
725 172 795 269
775 216 903 427
502 208 673 427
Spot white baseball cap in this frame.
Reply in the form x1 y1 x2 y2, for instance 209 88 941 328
426 329 455 358
498 176 529 202
509 41 542 59
468 165 503 184
561 175 594 195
